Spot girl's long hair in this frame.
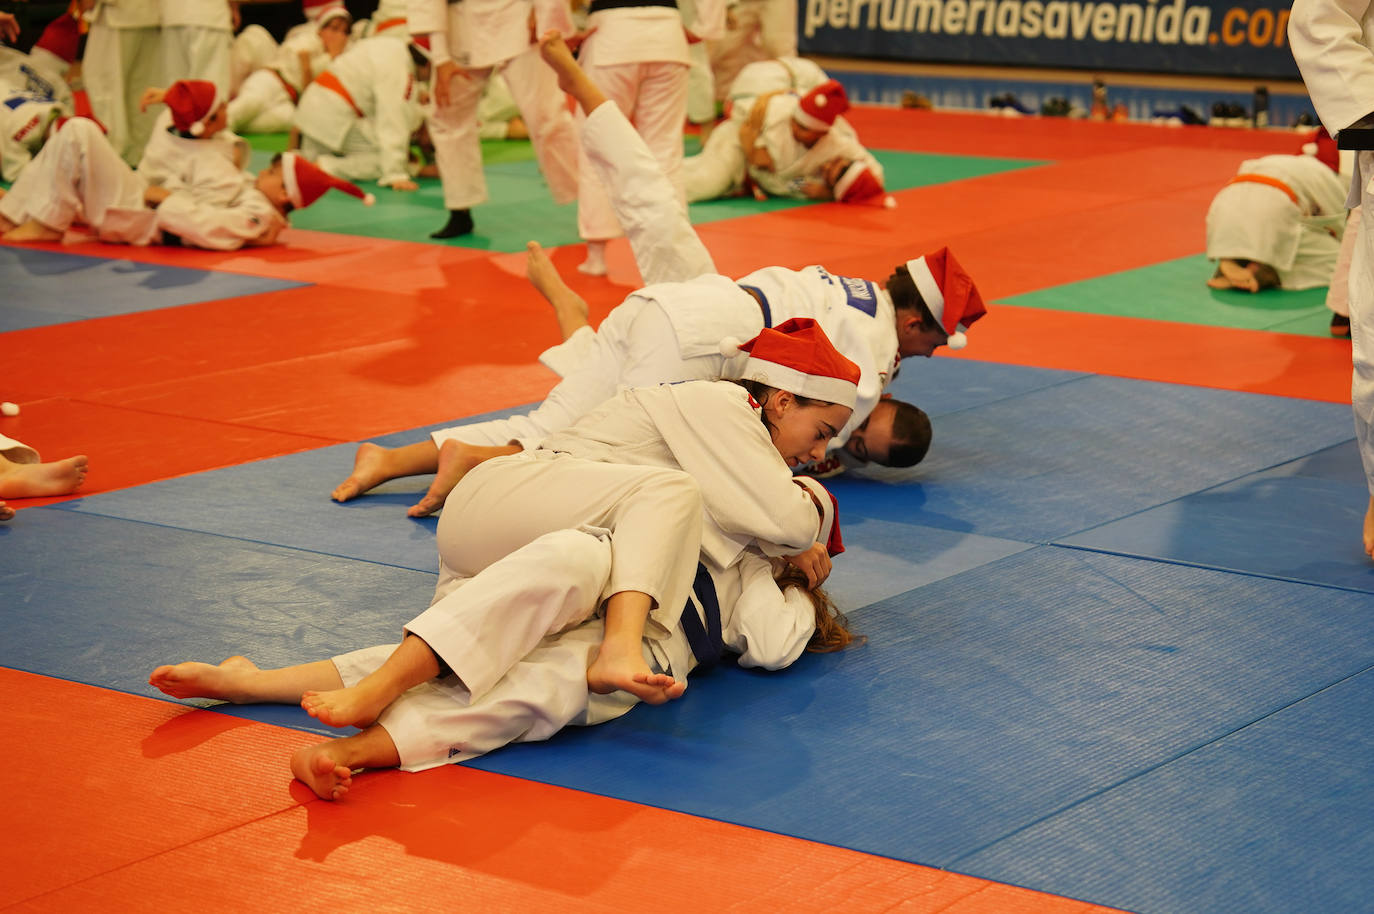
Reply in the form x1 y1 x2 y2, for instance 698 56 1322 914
774 565 864 653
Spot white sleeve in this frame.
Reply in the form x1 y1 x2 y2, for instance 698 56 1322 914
1289 0 1374 133
724 553 814 670
156 190 279 250
406 0 450 36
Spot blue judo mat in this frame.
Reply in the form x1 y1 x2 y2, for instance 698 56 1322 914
8 358 1374 913
0 247 304 331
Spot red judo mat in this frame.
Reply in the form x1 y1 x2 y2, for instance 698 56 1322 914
0 108 1354 910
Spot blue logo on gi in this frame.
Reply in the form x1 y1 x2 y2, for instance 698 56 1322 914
839 275 877 317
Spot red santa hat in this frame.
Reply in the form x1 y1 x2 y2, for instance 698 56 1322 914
792 475 844 557
317 6 352 27
793 79 849 133
905 247 987 350
281 152 376 208
1300 126 1341 173
722 317 861 409
303 0 346 23
832 160 892 206
33 12 81 65
410 33 432 60
164 80 221 136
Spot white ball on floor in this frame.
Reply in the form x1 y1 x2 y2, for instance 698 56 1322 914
1 402 19 417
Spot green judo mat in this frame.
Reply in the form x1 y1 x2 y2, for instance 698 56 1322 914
248 134 1040 252
1004 254 1337 338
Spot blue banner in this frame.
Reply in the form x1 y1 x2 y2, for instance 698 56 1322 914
799 0 1301 79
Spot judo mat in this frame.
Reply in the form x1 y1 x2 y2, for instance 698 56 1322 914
4 107 1371 914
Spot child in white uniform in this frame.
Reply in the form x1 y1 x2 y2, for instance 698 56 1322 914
0 10 82 181
151 318 858 800
227 6 351 135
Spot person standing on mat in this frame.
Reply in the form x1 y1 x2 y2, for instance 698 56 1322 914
151 317 860 800
408 0 580 239
1290 0 1374 557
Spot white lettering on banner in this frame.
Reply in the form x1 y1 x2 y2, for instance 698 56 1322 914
803 0 1284 49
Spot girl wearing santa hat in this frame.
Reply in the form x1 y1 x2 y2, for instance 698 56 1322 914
151 318 861 800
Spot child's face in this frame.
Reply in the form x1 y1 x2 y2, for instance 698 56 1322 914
765 393 852 468
320 17 350 56
255 162 291 212
200 103 229 138
841 401 895 465
790 120 827 147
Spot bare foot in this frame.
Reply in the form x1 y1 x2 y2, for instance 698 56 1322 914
1363 496 1374 559
578 240 608 277
301 681 393 729
587 647 686 705
2 218 63 243
1210 259 1260 292
526 241 589 341
331 442 395 502
0 454 88 498
407 439 512 517
291 742 354 801
0 501 13 522
149 655 261 701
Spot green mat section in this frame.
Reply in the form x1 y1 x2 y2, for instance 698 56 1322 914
246 132 1041 252
1003 254 1338 338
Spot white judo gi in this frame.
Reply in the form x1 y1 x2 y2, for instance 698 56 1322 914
160 0 233 93
431 101 897 452
228 27 338 135
292 36 421 187
408 0 579 209
573 0 705 241
0 46 74 181
1205 153 1349 290
1290 0 1374 497
137 109 249 199
0 433 39 465
0 118 281 250
335 381 821 772
84 0 163 163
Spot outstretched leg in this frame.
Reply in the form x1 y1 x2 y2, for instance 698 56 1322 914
407 440 521 517
1 218 63 243
331 440 440 503
300 633 441 729
150 655 344 703
526 240 590 341
290 724 401 801
586 590 686 705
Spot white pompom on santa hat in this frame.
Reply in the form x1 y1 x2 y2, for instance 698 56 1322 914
164 80 221 136
282 152 376 209
905 247 988 350
832 160 891 206
720 317 861 409
1300 125 1341 173
792 475 844 556
793 79 850 133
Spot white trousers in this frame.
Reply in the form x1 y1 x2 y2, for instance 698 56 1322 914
1328 207 1359 319
1353 154 1374 496
575 59 688 241
407 453 703 700
0 119 156 243
683 119 745 202
162 24 233 95
227 69 295 135
428 44 579 210
83 24 164 163
301 123 382 183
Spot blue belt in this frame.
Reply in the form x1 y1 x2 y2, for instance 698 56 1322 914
678 562 724 671
738 284 772 328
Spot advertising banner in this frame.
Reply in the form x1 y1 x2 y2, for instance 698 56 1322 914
799 0 1301 79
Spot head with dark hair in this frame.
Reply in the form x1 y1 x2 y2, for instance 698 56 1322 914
1207 258 1281 292
255 153 295 215
841 397 931 467
885 264 952 358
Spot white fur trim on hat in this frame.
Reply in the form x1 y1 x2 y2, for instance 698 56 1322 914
742 360 857 409
906 255 945 321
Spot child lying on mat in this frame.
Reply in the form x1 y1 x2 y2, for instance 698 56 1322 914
0 432 87 522
152 318 861 799
0 86 372 250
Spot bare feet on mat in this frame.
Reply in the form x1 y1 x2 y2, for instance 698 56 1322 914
300 682 391 729
291 743 354 801
587 646 686 705
331 442 394 503
0 454 87 498
1363 496 1374 559
149 655 262 702
407 439 490 517
2 218 62 243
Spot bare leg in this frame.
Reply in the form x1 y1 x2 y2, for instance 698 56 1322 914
290 724 400 801
331 440 439 503
526 240 589 341
2 218 63 243
586 590 686 705
408 440 521 517
539 31 609 116
149 655 344 703
1364 495 1374 559
300 633 441 729
0 453 88 498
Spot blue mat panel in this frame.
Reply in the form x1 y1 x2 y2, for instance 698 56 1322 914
858 374 1352 543
1059 439 1374 593
0 247 305 331
0 507 429 737
883 355 1089 419
957 668 1374 914
465 548 1374 888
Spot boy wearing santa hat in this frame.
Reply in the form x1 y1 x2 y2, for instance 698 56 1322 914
0 119 370 250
